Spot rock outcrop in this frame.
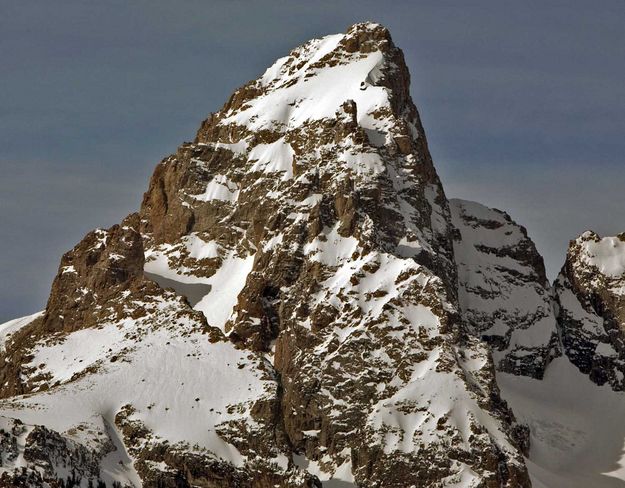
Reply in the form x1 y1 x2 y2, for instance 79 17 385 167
0 416 103 487
41 213 146 334
555 231 625 390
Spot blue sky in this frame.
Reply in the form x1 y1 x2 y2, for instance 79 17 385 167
1 1 624 322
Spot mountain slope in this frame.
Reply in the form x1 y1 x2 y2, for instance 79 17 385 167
452 206 625 488
498 357 625 488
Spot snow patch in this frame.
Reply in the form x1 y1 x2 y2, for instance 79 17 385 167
581 235 625 278
194 253 256 331
304 225 359 266
0 311 43 352
498 357 625 488
249 138 295 180
192 175 239 203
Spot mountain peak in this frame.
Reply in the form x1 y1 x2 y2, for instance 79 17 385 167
195 21 413 146
146 23 452 280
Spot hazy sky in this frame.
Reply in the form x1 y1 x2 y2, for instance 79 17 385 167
1 1 624 322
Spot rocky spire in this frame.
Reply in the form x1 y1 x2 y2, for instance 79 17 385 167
555 231 625 390
139 22 457 291
451 199 561 379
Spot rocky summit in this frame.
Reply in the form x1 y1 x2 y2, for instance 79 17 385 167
1 22 624 488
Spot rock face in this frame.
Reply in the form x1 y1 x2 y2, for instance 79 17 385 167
41 213 145 333
451 199 560 379
555 231 625 390
8 20 619 487
0 416 103 487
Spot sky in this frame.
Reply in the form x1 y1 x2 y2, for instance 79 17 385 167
1 1 624 323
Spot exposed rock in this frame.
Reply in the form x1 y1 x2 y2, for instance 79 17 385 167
42 212 146 334
555 231 625 390
114 406 320 488
0 211 213 398
0 416 107 487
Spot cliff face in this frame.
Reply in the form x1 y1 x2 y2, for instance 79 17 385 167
450 199 560 379
1 20 623 488
555 231 625 390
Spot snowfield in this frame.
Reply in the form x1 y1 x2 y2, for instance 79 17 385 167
0 305 277 486
499 357 625 488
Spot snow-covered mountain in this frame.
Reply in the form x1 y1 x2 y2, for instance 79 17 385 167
554 231 625 390
451 199 560 379
1 22 624 488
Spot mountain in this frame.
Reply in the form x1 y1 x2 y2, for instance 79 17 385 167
450 199 560 379
0 22 623 488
